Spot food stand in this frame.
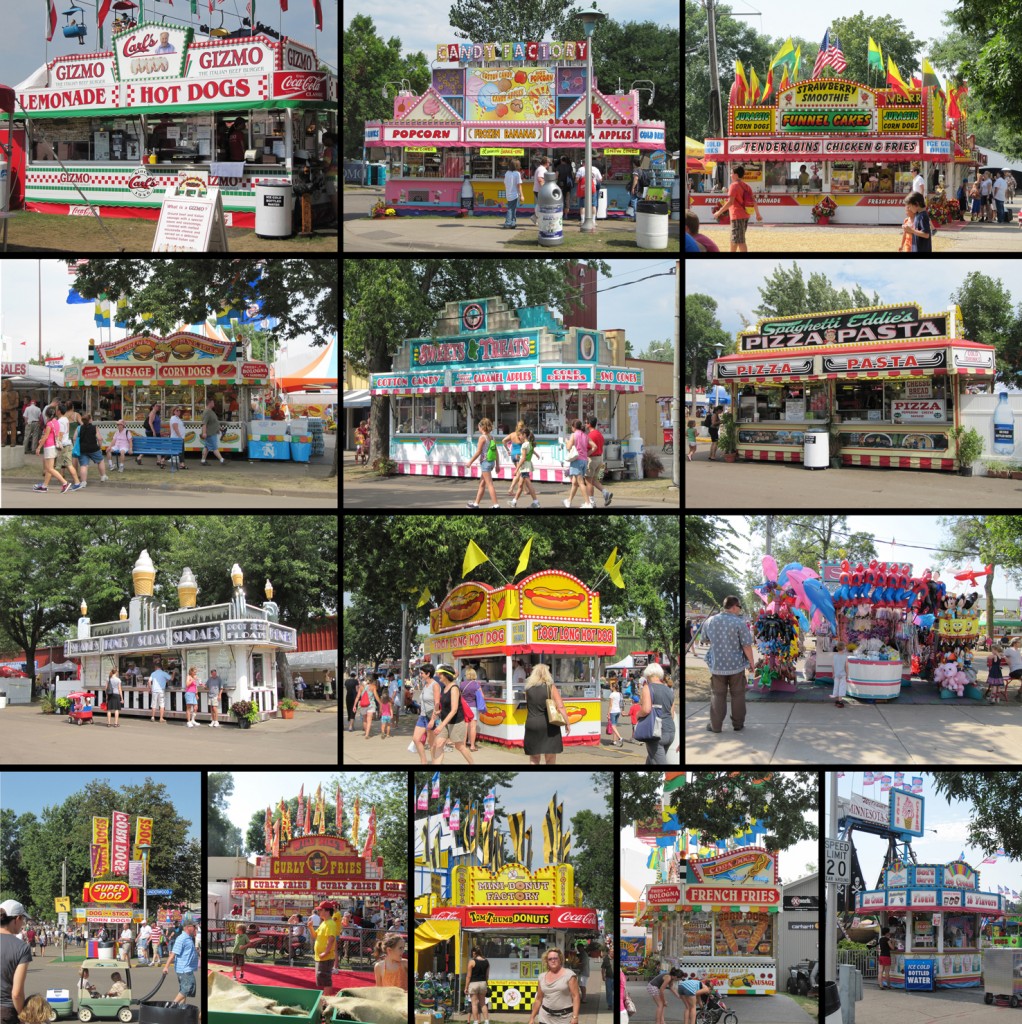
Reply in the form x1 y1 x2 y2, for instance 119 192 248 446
11 24 337 227
63 329 275 455
855 859 1005 988
712 301 997 471
696 76 981 225
428 864 598 1013
64 550 296 722
363 39 666 218
424 569 616 747
369 294 643 481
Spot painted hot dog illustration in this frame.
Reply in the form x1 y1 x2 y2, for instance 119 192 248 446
524 587 586 611
479 705 506 726
445 589 486 622
562 704 587 724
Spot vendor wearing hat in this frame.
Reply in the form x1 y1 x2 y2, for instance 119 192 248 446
1 900 32 1024
105 419 134 474
307 901 338 991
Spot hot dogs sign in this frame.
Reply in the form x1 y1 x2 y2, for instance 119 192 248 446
431 570 599 633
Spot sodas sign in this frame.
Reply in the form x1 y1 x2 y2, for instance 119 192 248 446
83 881 134 903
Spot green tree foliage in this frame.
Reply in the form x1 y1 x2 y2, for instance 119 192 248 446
929 772 1022 859
2 777 200 919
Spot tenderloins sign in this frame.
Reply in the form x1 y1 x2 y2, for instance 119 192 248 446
740 304 950 351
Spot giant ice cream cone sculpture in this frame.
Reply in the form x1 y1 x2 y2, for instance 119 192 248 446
132 549 156 596
231 563 244 587
178 567 198 609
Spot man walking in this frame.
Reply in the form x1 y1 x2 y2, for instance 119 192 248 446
702 595 755 732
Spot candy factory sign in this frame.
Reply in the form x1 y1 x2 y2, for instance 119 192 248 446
437 41 588 63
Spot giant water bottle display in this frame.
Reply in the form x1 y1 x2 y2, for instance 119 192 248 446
993 391 1015 455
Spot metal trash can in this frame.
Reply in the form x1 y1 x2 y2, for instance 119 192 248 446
803 429 829 469
254 181 292 238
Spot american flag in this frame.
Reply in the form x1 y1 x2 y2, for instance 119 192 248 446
813 28 847 78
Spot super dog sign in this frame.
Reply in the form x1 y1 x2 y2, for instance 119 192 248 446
83 882 136 903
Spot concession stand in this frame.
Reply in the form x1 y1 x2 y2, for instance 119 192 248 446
12 23 337 227
855 859 1005 988
363 38 666 217
636 847 780 996
63 329 275 454
713 301 997 471
369 294 643 481
424 568 616 747
696 76 981 225
65 550 296 722
429 864 598 1013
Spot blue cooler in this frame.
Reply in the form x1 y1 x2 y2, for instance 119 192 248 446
290 435 312 462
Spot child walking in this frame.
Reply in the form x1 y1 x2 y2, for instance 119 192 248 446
508 429 541 508
379 691 393 737
831 641 848 708
466 417 500 509
687 419 698 461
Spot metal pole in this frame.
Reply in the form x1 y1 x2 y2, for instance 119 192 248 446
672 259 680 488
582 41 595 232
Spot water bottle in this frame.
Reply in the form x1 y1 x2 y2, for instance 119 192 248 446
993 391 1014 455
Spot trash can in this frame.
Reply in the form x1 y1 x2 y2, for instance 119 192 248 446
803 429 829 469
596 187 608 219
0 690 6 709
635 199 669 249
139 1001 199 1024
254 181 292 238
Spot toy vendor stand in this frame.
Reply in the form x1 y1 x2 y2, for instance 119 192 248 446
428 865 598 1013
636 847 780 995
424 569 616 747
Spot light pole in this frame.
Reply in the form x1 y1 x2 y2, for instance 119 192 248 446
578 9 605 233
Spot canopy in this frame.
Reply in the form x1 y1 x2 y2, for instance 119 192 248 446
414 920 461 971
277 336 338 392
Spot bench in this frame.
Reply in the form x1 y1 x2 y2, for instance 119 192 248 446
129 437 184 456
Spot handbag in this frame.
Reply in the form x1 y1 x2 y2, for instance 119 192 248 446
605 719 613 736
545 684 567 727
633 706 662 741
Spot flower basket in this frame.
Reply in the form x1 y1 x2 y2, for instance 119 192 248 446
811 196 837 224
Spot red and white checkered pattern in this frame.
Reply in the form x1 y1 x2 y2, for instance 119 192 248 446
393 462 565 482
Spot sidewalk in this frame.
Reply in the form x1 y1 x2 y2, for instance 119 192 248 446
625 983 814 1022
854 982 994 1023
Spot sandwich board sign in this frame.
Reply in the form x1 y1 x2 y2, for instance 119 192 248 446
152 172 229 251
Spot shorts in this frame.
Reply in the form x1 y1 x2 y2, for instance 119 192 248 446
568 458 587 476
468 981 488 998
109 447 130 456
584 457 603 482
203 433 220 452
435 720 467 743
730 216 749 244
55 447 74 470
381 714 391 723
80 450 105 465
42 445 57 459
185 692 197 705
151 690 166 708
416 714 429 729
610 712 620 725
175 972 196 998
878 955 892 966
479 459 495 473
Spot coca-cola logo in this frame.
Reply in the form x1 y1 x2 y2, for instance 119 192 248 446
122 33 158 57
127 169 158 198
553 909 595 925
278 74 321 96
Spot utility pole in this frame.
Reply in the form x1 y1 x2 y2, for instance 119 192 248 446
673 259 680 489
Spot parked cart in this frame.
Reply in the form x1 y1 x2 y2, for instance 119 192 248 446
984 948 1022 1008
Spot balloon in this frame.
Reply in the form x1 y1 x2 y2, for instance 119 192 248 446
762 555 778 585
803 577 838 632
785 567 811 612
794 609 811 633
778 562 803 586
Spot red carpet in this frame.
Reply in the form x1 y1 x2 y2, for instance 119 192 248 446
208 960 374 989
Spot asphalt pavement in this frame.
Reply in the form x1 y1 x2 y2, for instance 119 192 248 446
685 451 1022 509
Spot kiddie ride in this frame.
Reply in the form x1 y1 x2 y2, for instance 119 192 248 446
45 959 165 1022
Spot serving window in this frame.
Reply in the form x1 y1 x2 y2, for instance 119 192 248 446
835 378 950 424
29 116 143 162
736 383 829 422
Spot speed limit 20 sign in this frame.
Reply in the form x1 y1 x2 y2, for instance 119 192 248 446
825 838 850 885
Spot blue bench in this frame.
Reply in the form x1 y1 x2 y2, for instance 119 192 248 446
130 437 184 456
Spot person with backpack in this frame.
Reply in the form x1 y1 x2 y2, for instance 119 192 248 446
466 417 500 509
627 156 648 219
711 165 762 252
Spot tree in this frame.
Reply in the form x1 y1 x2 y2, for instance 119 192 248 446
929 773 1022 859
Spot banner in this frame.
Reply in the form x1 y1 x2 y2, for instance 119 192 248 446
111 810 130 875
92 817 109 877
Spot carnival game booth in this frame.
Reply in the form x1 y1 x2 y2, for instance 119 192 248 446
713 302 996 471
855 859 1005 988
63 329 275 455
370 295 643 482
636 848 780 996
65 550 296 722
12 24 337 227
427 864 599 1013
696 76 981 225
425 569 616 747
363 38 667 218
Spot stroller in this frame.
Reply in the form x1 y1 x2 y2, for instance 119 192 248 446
696 986 737 1024
67 691 95 725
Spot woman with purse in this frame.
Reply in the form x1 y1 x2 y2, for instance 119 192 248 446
355 675 380 739
635 663 675 764
523 663 571 764
430 664 474 765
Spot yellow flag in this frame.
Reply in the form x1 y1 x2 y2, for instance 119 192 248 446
515 537 533 578
605 548 625 589
462 540 489 577
417 587 432 608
